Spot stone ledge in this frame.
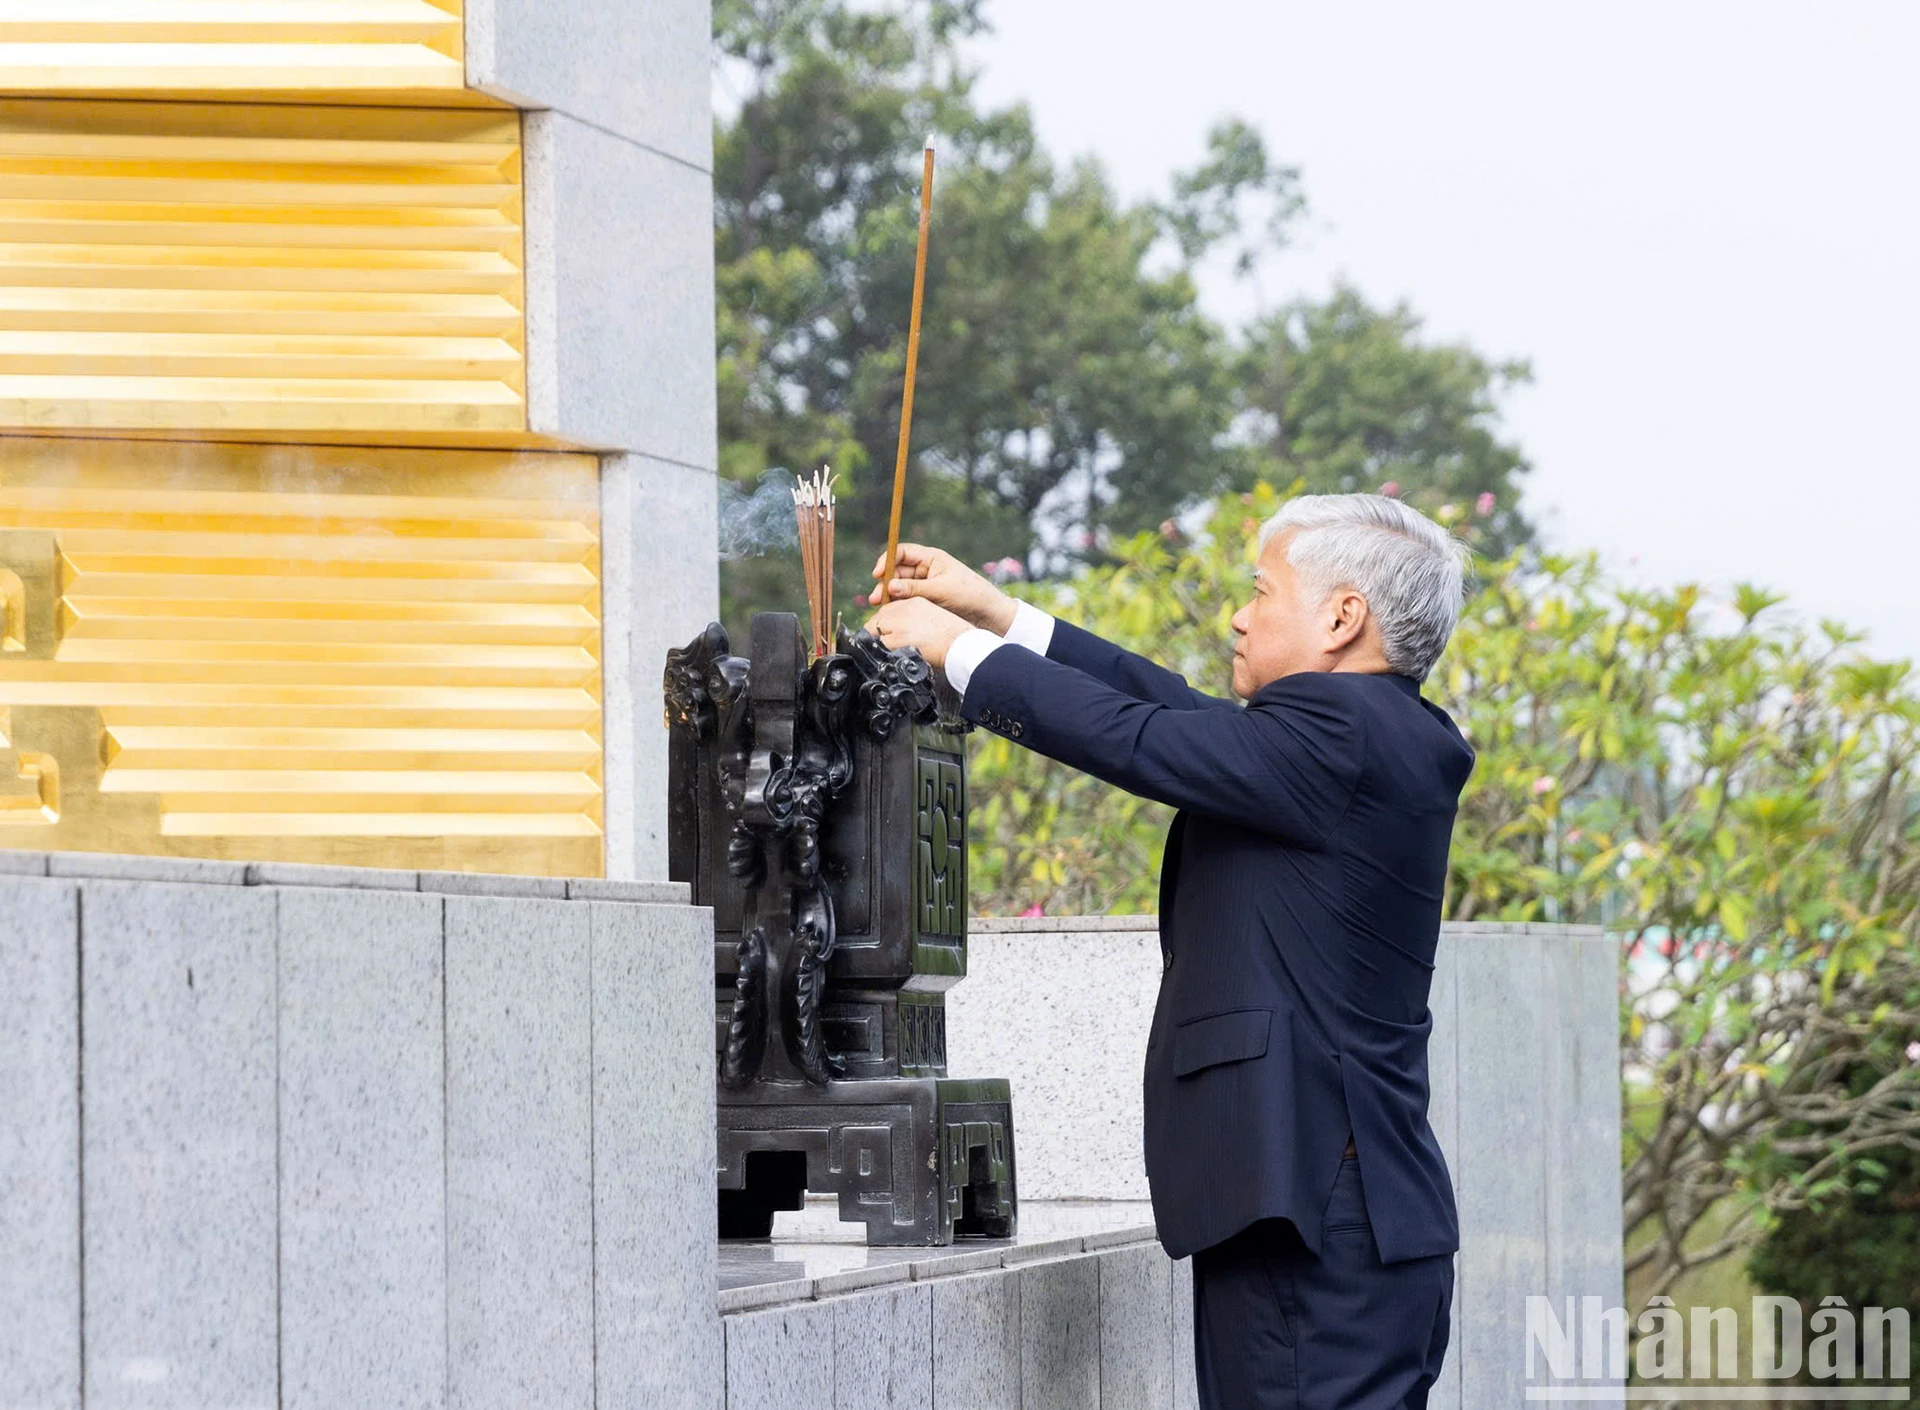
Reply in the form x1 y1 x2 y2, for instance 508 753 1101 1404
565 877 692 905
245 861 419 891
719 1278 815 1316
8 852 693 907
969 914 1618 943
419 871 568 900
47 852 248 885
809 1261 913 1299
969 914 1159 934
718 1206 1160 1314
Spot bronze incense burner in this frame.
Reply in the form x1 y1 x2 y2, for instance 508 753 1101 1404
665 613 1016 1246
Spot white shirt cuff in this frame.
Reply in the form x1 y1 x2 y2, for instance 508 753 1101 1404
1005 600 1056 655
943 628 1004 697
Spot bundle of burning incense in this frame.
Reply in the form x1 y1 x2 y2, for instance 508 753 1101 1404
792 466 837 658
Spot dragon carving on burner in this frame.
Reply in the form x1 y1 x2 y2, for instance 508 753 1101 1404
663 621 936 1088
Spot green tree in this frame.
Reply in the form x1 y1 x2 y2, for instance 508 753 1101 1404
714 0 1254 628
1234 287 1534 555
1748 1080 1920 1383
711 0 1534 629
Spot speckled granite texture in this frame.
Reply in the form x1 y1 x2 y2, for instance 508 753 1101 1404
0 876 81 1409
3 860 715 1410
6 866 1617 1410
718 1204 1189 1410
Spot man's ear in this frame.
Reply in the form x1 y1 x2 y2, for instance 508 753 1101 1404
1328 590 1369 647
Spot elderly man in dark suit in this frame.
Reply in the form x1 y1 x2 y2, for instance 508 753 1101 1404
868 493 1474 1409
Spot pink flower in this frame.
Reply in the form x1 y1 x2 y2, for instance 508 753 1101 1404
1379 481 1401 498
1476 492 1496 517
1019 903 1045 918
1565 829 1583 845
1907 1040 1920 1064
854 593 869 607
1658 936 1678 960
1532 775 1556 796
998 556 1025 580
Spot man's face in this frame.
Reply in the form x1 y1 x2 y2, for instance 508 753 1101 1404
1230 530 1325 698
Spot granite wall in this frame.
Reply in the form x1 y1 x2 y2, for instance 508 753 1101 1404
948 917 1625 1408
723 1232 1196 1410
0 854 719 1410
3 863 1620 1409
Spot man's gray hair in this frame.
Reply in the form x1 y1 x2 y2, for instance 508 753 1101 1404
1257 494 1470 680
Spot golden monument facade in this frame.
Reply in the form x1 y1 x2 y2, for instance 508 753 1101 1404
0 1 622 876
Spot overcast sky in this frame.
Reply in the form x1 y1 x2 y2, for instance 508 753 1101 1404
967 0 1920 663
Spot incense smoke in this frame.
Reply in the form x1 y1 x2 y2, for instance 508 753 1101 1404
718 470 801 560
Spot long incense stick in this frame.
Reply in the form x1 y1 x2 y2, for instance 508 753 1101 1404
881 137 936 589
793 467 837 658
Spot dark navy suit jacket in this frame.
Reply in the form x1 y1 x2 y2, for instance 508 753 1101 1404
962 618 1474 1264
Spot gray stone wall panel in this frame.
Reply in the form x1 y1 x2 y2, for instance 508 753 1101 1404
590 900 722 1410
947 929 1159 1200
445 896 594 1410
1547 935 1625 1313
80 879 279 1410
277 888 448 1410
1019 1256 1100 1410
931 1269 1021 1410
522 112 717 466
832 1282 933 1410
465 0 712 171
1099 1243 1175 1410
0 876 80 1410
598 454 718 880
1451 929 1550 1408
1171 1257 1198 1410
726 1301 835 1410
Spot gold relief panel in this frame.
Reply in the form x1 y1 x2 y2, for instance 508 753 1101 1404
0 99 529 441
0 435 604 877
0 1 478 105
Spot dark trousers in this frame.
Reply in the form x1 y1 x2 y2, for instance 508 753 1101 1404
1191 1157 1453 1409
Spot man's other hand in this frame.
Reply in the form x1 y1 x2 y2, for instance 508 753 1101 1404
867 597 972 671
871 543 1016 633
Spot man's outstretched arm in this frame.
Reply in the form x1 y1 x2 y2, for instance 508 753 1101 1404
875 542 1234 711
955 635 1363 846
1039 615 1237 712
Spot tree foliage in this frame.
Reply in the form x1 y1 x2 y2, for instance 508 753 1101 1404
971 486 1920 1304
1748 1085 1920 1380
1233 289 1534 557
712 0 1534 629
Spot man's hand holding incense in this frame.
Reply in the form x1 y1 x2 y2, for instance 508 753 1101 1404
867 596 971 671
870 543 1015 633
